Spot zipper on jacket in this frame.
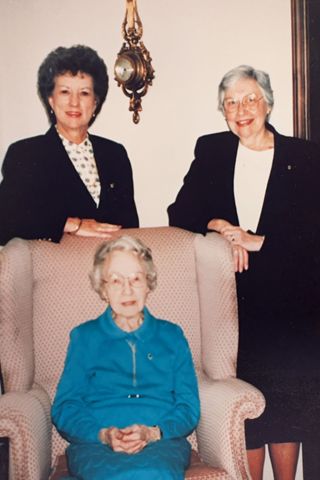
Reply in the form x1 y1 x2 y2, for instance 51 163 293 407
126 340 137 387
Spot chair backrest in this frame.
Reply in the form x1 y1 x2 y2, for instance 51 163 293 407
0 226 238 460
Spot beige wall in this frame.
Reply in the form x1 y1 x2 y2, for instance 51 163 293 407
0 0 293 228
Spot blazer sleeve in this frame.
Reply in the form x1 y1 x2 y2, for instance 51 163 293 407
94 140 139 228
259 139 320 257
168 137 218 234
0 141 67 245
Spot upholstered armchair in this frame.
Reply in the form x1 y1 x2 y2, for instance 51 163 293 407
0 226 265 479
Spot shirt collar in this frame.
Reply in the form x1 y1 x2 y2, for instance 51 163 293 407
55 126 90 151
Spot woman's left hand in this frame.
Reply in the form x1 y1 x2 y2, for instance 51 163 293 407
119 424 161 454
221 226 265 252
100 424 160 454
64 217 121 238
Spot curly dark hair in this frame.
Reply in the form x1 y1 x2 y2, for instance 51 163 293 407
37 45 109 126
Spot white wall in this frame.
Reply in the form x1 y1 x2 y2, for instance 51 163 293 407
0 2 302 477
0 0 293 228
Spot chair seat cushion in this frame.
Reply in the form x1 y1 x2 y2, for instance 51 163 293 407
49 450 230 479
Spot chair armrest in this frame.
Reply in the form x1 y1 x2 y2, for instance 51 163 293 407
0 386 52 480
197 373 265 480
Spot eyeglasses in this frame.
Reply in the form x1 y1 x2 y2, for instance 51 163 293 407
223 93 264 113
102 272 147 290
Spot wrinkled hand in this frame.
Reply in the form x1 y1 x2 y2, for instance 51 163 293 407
231 244 249 273
207 218 264 272
99 424 161 454
65 217 121 238
220 226 264 252
76 219 121 238
207 218 232 232
100 426 142 454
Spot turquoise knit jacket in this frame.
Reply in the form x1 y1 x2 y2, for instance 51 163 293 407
52 306 200 445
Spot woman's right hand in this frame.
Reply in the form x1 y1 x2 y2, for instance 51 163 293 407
64 217 121 238
100 426 144 454
232 244 249 273
99 424 161 454
207 218 249 272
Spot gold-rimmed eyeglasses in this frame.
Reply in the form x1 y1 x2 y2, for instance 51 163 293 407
223 93 264 113
102 272 147 290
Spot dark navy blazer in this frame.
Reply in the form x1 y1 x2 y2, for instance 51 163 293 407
0 126 139 244
168 125 320 374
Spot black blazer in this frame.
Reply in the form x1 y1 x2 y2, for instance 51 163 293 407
0 126 139 244
168 125 320 369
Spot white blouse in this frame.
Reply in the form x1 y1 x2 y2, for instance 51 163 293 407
234 142 274 232
57 129 101 206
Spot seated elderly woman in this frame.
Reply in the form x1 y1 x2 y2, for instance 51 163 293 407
0 45 139 245
52 236 200 480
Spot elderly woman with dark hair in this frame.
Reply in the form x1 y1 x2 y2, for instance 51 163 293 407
168 65 320 479
52 235 200 480
0 45 139 245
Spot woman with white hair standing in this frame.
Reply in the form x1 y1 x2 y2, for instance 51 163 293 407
168 65 320 479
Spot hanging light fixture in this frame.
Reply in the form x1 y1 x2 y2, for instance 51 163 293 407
114 0 155 124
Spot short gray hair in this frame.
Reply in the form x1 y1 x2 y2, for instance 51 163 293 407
218 64 274 113
90 235 157 299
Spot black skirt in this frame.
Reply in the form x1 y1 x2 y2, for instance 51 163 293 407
237 293 320 449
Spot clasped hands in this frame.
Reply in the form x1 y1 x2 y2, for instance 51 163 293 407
99 424 161 454
207 218 265 273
